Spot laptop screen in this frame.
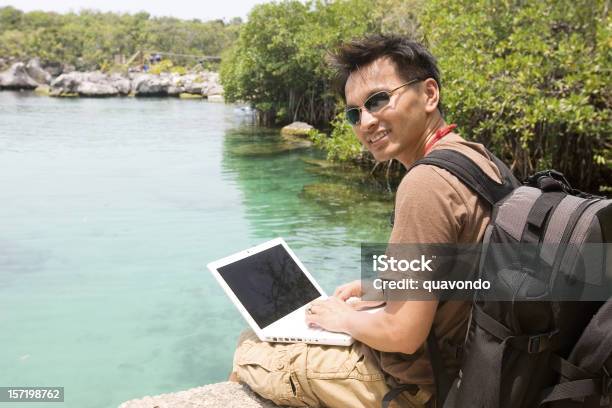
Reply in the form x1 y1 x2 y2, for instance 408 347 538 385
217 244 321 329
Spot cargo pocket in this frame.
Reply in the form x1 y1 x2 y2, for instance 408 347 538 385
234 337 308 407
351 352 387 382
306 343 384 382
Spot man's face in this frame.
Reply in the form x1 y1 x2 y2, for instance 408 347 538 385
345 57 429 165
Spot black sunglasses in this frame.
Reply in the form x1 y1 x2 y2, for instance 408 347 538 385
345 79 422 125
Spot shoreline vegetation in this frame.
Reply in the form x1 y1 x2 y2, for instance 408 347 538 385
1 1 610 193
220 0 611 194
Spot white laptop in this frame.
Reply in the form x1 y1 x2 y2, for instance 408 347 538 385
207 237 361 346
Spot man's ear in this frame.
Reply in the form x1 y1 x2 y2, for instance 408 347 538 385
422 78 440 114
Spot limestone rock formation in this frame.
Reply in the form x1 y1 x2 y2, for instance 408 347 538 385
131 74 171 96
1 62 224 100
0 62 39 90
50 71 129 97
281 121 314 138
25 58 52 84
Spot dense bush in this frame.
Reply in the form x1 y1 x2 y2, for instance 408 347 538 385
0 6 241 70
420 0 611 192
310 109 362 162
311 0 610 193
220 0 386 126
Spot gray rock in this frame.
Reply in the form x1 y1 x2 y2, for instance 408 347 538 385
50 71 124 97
26 58 52 84
281 121 315 137
50 72 81 94
62 64 76 74
203 83 224 97
182 73 207 94
109 73 131 95
185 82 205 95
132 74 171 96
3 64 224 99
118 382 282 408
167 86 183 96
42 61 63 77
0 62 39 90
166 74 184 96
76 80 119 96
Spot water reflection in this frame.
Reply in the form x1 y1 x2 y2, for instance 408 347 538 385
220 125 395 292
221 126 394 250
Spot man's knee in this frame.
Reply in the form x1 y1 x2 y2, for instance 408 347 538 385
233 329 313 407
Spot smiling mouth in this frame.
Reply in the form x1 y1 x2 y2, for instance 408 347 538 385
368 130 390 145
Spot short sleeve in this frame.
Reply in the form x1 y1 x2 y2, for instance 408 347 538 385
390 165 468 245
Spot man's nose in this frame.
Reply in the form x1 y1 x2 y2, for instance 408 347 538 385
359 109 378 132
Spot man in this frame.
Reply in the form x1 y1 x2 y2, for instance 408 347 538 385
230 34 502 408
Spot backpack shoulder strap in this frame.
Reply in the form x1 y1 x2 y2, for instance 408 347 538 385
427 327 453 406
382 329 452 408
407 149 518 206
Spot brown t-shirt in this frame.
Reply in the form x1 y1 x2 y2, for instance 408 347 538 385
361 133 502 397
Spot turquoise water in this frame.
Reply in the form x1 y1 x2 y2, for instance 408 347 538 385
0 92 392 408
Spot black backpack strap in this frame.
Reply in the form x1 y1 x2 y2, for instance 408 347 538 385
489 153 521 188
391 149 517 227
382 384 417 408
539 378 610 405
381 328 450 408
519 192 567 276
427 327 452 406
406 149 517 206
467 305 560 407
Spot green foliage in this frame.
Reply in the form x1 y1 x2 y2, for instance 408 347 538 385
419 0 611 192
147 59 186 75
171 65 187 75
0 6 241 70
220 0 383 126
310 110 363 162
315 0 609 192
374 0 423 37
99 61 111 72
2 2 608 192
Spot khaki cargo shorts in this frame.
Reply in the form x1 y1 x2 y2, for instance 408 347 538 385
233 330 432 408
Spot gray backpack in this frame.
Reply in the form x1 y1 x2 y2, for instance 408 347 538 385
396 149 612 408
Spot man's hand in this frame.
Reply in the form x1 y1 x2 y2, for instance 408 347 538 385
333 280 362 300
305 297 356 333
333 280 385 310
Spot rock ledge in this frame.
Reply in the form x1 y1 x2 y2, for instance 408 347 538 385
118 382 279 408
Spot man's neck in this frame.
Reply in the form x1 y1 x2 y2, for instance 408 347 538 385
397 115 447 167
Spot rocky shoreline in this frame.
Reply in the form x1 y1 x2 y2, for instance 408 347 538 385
118 382 281 408
0 58 223 99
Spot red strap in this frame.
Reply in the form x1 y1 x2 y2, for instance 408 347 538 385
423 124 457 156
